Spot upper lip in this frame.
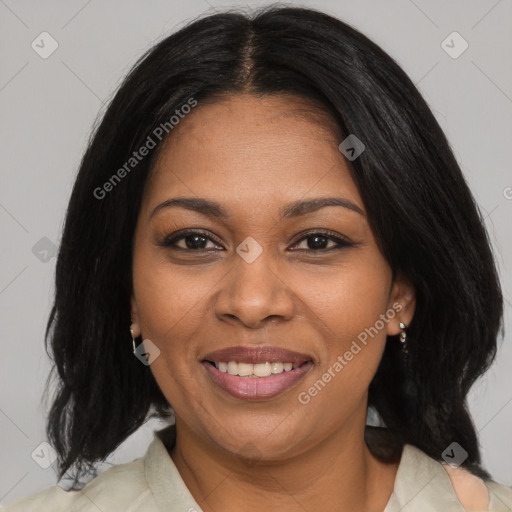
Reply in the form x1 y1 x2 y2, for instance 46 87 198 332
202 345 312 364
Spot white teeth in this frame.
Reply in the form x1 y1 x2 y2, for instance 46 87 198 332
211 360 304 377
253 362 272 377
271 362 284 374
238 362 254 376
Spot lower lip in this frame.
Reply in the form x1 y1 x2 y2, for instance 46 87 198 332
202 361 313 401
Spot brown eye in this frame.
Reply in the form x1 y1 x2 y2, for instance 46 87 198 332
158 230 223 251
290 231 353 252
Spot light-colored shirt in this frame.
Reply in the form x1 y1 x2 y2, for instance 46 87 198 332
2 425 511 511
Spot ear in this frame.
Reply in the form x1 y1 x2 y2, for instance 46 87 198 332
130 294 141 338
386 271 416 336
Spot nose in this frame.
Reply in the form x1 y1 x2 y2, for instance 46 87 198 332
213 251 295 329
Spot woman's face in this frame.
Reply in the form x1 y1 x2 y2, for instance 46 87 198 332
131 93 415 461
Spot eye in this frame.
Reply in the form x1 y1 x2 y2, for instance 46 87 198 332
158 229 223 251
289 230 354 252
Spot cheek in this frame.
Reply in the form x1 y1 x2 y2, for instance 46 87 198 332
131 245 214 406
133 239 216 342
132 254 209 413
293 253 391 408
299 251 391 349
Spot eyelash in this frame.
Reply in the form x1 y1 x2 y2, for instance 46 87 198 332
157 229 354 253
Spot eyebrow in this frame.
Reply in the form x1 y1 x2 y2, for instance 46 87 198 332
149 196 365 220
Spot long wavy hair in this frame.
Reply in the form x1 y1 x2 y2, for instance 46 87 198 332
44 5 504 487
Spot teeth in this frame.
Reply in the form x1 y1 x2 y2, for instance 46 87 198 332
227 361 238 375
271 362 283 374
238 362 254 376
254 362 272 377
213 360 303 377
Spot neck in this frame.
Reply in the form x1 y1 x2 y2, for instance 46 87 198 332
169 409 399 512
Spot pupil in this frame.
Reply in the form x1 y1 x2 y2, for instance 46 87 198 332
309 235 327 249
186 235 207 249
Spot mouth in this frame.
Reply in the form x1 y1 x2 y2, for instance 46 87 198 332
201 345 314 400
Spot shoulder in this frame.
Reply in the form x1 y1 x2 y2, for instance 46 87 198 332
389 444 512 511
1 424 200 512
486 479 512 510
1 457 157 512
442 462 512 510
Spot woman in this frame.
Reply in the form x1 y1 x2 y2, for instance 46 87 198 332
3 5 511 511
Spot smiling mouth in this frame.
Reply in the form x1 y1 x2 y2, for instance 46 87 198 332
202 358 314 400
204 360 311 377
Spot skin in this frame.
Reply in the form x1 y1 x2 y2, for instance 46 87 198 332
130 93 416 512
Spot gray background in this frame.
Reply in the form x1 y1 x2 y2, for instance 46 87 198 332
1 0 511 505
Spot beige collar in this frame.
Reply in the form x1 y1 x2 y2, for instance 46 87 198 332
143 425 492 511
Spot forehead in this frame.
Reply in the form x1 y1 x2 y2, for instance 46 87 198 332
141 94 362 217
